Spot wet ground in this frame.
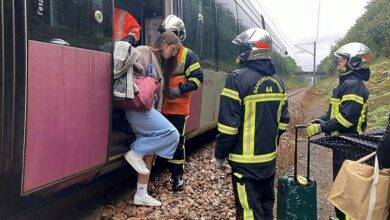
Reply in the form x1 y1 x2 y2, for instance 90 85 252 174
85 88 336 219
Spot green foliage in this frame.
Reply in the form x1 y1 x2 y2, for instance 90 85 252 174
318 0 390 75
365 57 390 130
286 56 302 74
367 105 390 131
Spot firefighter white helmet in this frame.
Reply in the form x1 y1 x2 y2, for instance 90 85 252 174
159 15 186 42
232 28 272 61
334 42 372 70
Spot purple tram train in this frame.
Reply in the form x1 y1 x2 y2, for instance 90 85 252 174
0 0 288 218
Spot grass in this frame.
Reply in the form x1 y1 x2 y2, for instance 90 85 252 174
316 57 390 130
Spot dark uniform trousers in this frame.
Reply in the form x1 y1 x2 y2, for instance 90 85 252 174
164 115 186 177
232 172 275 220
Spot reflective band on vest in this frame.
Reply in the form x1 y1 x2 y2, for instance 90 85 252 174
341 94 364 105
185 62 200 76
117 10 126 40
189 77 201 87
177 47 189 64
329 94 367 134
221 88 241 104
278 122 288 130
218 123 238 135
236 182 254 220
241 93 287 159
229 151 277 163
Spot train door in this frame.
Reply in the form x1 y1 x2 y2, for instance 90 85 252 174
109 0 166 157
23 0 113 194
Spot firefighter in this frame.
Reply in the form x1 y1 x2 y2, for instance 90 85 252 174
158 15 204 192
306 42 372 220
114 8 141 44
215 28 290 220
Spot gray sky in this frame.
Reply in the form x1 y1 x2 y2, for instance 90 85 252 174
253 0 370 71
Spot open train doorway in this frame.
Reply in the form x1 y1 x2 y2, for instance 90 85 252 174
109 0 167 158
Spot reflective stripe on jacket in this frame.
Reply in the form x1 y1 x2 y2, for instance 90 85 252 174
114 8 141 41
161 47 203 115
215 60 290 180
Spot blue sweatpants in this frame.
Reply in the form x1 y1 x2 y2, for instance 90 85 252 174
125 109 179 159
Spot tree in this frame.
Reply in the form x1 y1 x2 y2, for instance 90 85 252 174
318 0 390 75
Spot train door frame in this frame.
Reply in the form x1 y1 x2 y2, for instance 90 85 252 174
0 0 28 217
108 0 174 156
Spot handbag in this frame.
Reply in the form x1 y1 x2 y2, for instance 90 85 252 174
115 51 160 111
327 152 390 220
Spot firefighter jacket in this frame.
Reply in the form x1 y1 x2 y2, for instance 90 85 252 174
215 60 290 180
114 8 141 42
161 47 204 115
319 69 370 135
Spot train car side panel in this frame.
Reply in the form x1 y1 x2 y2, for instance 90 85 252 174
200 70 217 127
23 41 111 193
186 87 203 133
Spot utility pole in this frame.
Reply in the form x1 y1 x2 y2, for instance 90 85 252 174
313 41 316 86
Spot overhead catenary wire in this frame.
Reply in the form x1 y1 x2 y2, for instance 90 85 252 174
253 0 298 58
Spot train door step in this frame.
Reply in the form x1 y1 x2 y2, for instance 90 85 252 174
109 131 133 157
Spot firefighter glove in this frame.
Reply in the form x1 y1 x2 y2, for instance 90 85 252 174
215 159 224 170
310 118 325 124
306 123 321 137
169 87 182 100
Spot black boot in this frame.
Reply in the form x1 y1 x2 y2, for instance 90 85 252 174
172 175 185 192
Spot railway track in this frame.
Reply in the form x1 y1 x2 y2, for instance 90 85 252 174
14 87 309 220
287 87 309 98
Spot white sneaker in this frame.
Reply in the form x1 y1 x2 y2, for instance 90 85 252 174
133 194 162 207
124 151 150 175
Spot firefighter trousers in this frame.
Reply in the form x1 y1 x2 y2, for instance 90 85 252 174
164 115 187 177
232 172 275 220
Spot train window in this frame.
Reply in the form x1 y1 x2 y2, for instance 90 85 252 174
183 0 216 69
28 0 113 51
143 0 163 46
183 1 200 57
114 0 141 23
215 0 238 72
115 0 162 46
237 5 251 33
201 0 216 68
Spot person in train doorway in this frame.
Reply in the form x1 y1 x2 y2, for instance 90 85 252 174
214 28 290 220
114 7 141 44
118 32 181 207
306 42 373 220
158 15 204 192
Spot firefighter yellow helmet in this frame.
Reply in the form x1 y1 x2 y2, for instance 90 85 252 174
232 28 272 61
334 42 372 70
159 15 186 42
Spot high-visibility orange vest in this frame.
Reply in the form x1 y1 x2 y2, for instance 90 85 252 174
162 47 192 115
113 8 141 42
